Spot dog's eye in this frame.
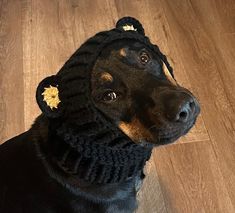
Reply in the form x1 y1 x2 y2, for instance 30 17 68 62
139 52 150 64
102 91 118 102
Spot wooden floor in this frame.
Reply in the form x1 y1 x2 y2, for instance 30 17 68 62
0 0 234 212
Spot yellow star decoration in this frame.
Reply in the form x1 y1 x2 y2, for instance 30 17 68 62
122 24 137 31
42 85 61 110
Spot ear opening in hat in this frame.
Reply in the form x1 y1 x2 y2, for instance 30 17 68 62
116 16 145 35
36 75 63 118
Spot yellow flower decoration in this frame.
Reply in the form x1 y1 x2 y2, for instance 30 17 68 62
42 85 61 110
122 24 137 31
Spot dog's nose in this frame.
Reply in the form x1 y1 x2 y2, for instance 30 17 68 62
174 97 196 123
159 91 199 123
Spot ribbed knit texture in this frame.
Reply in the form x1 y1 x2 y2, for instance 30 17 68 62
50 124 153 183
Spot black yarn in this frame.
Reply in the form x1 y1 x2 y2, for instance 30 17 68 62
52 125 152 183
38 17 174 184
116 16 145 35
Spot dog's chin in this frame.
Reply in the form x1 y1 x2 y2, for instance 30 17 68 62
139 133 180 147
140 120 196 147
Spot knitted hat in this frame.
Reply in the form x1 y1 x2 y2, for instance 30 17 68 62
36 17 174 184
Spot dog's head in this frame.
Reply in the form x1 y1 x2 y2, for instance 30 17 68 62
91 40 200 146
36 17 200 147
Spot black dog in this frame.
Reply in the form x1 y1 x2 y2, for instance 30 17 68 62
0 17 200 213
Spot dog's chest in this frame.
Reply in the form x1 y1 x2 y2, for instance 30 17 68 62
64 175 144 213
70 197 137 213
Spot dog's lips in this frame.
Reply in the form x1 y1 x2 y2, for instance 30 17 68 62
147 119 196 146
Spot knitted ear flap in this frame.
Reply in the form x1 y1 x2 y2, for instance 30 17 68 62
36 75 63 118
116 16 145 35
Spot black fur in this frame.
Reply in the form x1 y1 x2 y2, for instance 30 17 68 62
0 118 142 213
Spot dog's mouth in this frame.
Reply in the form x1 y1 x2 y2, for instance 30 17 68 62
145 118 196 146
118 116 197 147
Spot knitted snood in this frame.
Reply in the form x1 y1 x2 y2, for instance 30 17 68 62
36 17 174 184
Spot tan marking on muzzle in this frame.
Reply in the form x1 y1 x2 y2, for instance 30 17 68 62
119 48 127 57
119 117 153 143
162 63 177 85
100 72 113 83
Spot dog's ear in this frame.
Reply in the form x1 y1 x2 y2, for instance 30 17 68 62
116 17 145 35
36 75 63 118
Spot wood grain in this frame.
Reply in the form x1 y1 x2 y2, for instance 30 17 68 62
0 0 24 142
0 0 234 212
136 156 167 213
154 142 234 213
157 0 235 210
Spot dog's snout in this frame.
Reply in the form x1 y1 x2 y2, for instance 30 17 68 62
174 97 196 123
153 89 200 123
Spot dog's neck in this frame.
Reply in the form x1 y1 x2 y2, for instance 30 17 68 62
32 115 151 199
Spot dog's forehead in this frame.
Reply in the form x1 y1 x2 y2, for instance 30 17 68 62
92 40 154 74
91 39 176 87
92 47 149 85
92 40 146 76
98 39 152 58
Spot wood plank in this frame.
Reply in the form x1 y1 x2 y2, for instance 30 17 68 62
72 0 119 41
158 0 235 207
136 156 167 213
214 0 235 33
176 0 235 109
0 0 24 143
22 0 77 129
154 141 234 213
